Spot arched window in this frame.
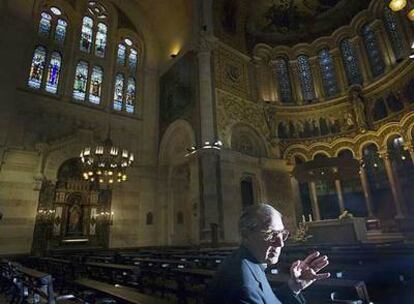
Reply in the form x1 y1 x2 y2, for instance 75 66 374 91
38 12 52 37
45 52 62 94
113 38 139 113
340 39 363 86
73 61 89 101
297 55 315 102
80 16 93 53
318 49 338 98
383 7 405 61
28 46 47 89
362 23 385 77
79 2 108 57
28 6 68 94
274 58 293 104
55 19 68 45
89 66 103 104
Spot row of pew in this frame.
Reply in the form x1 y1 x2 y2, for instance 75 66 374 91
2 242 414 303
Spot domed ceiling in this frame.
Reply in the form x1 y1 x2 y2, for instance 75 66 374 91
246 0 372 47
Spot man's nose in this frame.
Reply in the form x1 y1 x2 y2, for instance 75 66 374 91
271 235 284 247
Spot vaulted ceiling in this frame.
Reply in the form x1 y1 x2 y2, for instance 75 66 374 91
246 0 372 46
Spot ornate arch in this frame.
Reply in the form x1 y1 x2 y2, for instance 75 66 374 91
230 123 268 158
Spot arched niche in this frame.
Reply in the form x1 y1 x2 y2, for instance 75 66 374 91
230 124 267 158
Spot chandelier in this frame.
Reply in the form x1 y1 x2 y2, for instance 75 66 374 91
80 133 134 186
389 0 414 21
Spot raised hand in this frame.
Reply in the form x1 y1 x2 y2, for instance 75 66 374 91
288 251 330 293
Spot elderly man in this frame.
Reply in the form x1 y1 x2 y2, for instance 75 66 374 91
205 204 330 304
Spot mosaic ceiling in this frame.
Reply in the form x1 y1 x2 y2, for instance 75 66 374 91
246 0 372 46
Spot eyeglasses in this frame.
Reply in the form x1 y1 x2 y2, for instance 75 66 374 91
260 229 289 242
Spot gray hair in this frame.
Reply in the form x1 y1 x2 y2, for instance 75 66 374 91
239 203 282 239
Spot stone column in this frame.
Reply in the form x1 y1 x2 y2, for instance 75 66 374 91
380 152 405 218
331 48 347 95
308 180 321 221
334 179 345 214
371 20 395 70
352 36 371 84
405 144 414 167
196 34 222 243
358 162 374 217
310 56 323 102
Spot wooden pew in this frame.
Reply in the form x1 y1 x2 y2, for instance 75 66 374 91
73 278 171 304
85 262 141 287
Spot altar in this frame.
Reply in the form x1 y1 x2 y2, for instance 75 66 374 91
305 218 367 244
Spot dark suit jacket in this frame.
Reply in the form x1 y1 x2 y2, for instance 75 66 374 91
205 246 306 304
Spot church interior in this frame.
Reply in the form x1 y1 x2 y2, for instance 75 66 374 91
1 0 414 303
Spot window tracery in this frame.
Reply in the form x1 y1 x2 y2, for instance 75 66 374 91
274 58 293 104
383 7 405 61
340 39 363 86
318 49 338 98
362 23 385 78
297 55 315 102
28 6 67 94
113 38 140 113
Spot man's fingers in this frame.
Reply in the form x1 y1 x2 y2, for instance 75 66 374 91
303 251 320 265
315 272 330 280
309 256 329 272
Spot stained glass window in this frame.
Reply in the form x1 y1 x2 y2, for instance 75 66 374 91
383 7 405 61
45 52 61 94
28 46 46 89
89 66 103 104
362 23 385 77
275 58 293 104
38 12 52 37
94 23 107 57
125 77 135 113
73 61 89 101
113 74 124 111
318 49 338 98
297 55 315 102
117 44 126 65
80 16 93 53
128 48 138 72
340 39 363 86
55 19 67 45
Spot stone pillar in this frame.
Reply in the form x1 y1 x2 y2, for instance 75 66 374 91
310 56 323 102
380 152 405 218
352 36 371 85
196 34 222 243
331 48 347 94
358 162 374 217
334 179 345 214
405 144 414 167
371 20 395 70
308 181 321 221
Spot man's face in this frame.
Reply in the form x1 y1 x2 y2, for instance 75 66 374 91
248 211 286 265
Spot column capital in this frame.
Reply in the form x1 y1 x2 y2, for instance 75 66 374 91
196 34 219 54
379 150 390 160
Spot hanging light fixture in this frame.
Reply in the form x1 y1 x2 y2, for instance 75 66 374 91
408 7 414 20
80 128 134 187
389 0 408 11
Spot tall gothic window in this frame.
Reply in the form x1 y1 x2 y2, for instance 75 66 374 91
28 46 47 89
45 52 62 94
80 16 93 53
113 38 139 113
38 12 52 37
28 6 67 94
318 49 338 98
340 39 363 86
79 1 108 57
362 23 385 77
383 7 405 61
73 61 89 101
274 58 293 104
297 55 315 102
